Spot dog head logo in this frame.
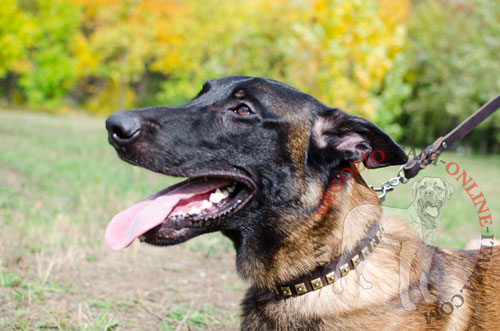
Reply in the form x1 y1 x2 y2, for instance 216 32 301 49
407 177 454 244
411 177 454 221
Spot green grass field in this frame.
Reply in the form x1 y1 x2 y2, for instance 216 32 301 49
0 110 240 330
0 109 499 329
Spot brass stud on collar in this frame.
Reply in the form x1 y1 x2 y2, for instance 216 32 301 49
361 246 370 260
325 271 336 284
295 283 307 295
351 254 360 268
281 286 292 296
272 223 383 297
340 263 350 277
311 278 324 290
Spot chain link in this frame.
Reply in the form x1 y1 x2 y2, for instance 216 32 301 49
369 165 409 200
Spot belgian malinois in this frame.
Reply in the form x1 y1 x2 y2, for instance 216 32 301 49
104 76 500 330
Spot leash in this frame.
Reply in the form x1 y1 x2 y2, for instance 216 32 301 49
371 92 500 200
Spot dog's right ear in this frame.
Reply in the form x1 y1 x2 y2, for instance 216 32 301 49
308 108 408 169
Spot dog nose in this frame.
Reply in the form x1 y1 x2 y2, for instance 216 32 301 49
424 190 435 197
106 111 142 145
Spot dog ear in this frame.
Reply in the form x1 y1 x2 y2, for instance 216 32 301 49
441 179 455 199
411 178 423 197
309 108 408 169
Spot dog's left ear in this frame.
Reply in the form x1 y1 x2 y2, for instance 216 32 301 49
441 179 455 199
309 108 408 169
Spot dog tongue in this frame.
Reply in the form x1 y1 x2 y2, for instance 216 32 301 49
104 178 230 251
425 206 439 218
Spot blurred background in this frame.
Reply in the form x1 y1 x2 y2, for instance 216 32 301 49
1 0 499 329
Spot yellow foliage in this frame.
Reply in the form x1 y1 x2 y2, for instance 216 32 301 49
71 33 99 76
0 0 35 76
284 0 410 118
86 76 137 114
4 0 410 114
69 0 193 111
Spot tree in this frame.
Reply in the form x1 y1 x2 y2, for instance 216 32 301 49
394 0 500 153
152 0 410 118
0 0 34 102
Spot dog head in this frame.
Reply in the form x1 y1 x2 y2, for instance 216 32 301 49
104 76 407 271
411 177 454 219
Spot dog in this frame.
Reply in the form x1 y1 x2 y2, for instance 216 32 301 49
406 177 454 245
104 76 500 330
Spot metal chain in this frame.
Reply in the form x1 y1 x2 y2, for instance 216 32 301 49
369 165 409 200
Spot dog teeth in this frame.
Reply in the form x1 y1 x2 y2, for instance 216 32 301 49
189 207 201 215
200 200 213 210
169 213 186 221
227 184 235 193
209 188 228 204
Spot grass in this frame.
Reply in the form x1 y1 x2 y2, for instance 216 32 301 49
362 149 500 248
0 109 241 330
0 109 499 329
161 303 239 330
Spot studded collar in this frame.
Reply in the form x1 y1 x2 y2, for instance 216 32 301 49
270 222 383 298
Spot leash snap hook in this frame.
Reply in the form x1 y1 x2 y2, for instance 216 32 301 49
370 165 409 200
397 165 410 184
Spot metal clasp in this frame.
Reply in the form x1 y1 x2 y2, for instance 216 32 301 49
369 165 409 200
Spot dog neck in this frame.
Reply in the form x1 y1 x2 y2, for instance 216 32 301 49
271 221 383 297
236 169 382 290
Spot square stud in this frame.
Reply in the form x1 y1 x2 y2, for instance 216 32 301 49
351 254 360 268
361 246 370 260
376 229 383 241
340 263 350 277
272 287 280 296
295 283 307 295
310 278 324 290
325 271 336 284
370 238 377 251
281 286 292 296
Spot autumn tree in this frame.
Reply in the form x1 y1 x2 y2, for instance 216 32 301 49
391 0 500 153
0 0 34 102
19 0 82 109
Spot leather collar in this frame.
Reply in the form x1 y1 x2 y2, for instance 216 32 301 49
271 222 383 298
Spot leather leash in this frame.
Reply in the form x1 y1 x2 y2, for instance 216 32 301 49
403 93 500 180
371 92 500 200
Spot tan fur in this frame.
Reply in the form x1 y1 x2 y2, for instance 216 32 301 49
286 121 311 180
242 176 500 330
248 176 380 289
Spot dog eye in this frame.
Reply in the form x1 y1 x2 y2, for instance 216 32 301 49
233 104 253 115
